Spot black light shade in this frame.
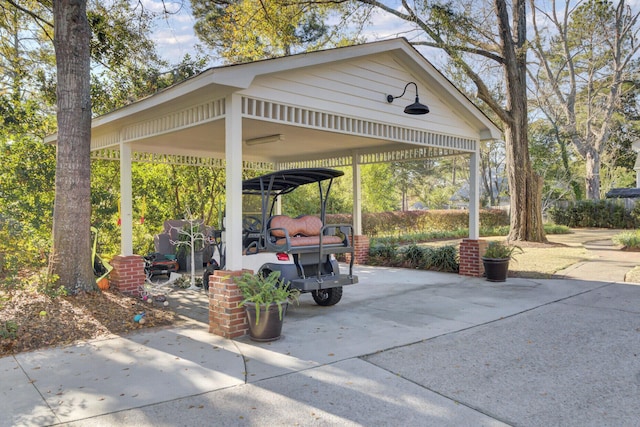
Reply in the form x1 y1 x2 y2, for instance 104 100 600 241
404 96 430 115
386 82 430 116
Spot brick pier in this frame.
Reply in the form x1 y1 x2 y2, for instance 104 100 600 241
458 239 488 277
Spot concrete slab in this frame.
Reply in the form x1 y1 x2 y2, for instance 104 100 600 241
230 270 606 377
13 327 245 423
364 282 640 427
0 356 57 427
64 359 509 427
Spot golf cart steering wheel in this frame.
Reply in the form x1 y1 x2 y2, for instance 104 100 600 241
242 216 262 233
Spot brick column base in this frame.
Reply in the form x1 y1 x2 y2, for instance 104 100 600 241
459 239 488 277
209 270 249 339
345 235 370 265
109 255 145 295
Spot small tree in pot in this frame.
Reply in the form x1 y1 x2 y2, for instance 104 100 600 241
235 271 300 341
482 241 522 282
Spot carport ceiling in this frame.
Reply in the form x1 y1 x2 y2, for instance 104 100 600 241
129 118 412 163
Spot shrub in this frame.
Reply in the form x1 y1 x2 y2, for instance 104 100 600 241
548 200 638 229
401 244 429 268
368 242 399 266
612 230 640 249
370 240 476 273
430 245 459 273
327 209 509 238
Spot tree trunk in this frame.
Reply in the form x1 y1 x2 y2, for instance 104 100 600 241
505 124 547 242
50 0 95 293
499 0 546 243
585 148 601 200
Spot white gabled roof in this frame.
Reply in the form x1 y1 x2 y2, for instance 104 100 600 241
47 38 501 166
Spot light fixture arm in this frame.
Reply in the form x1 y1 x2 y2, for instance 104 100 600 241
386 81 419 103
386 81 430 115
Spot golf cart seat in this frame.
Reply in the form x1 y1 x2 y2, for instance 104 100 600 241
266 215 353 253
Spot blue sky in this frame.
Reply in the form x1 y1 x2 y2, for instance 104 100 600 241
142 0 433 68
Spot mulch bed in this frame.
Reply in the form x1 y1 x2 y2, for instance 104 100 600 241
1 288 178 357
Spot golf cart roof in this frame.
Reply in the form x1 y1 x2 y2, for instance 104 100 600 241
242 168 344 196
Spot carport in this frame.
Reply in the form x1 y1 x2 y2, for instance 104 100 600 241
50 38 501 298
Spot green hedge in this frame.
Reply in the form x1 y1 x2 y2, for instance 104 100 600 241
327 209 508 238
547 200 639 229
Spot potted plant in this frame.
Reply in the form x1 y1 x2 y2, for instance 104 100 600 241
482 241 522 282
235 271 300 341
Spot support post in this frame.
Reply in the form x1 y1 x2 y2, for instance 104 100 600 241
468 150 480 240
109 255 145 295
345 235 370 265
119 142 134 255
459 239 488 277
209 270 249 338
225 94 243 270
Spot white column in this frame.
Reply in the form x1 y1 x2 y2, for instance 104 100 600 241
120 142 134 255
225 93 243 270
468 150 480 239
275 197 282 215
352 154 362 235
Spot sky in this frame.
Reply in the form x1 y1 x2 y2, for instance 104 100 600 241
141 0 441 69
142 1 202 65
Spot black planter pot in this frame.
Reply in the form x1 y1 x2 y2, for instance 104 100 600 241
482 257 510 282
244 301 288 342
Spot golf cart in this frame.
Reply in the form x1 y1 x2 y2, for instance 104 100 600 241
204 168 358 306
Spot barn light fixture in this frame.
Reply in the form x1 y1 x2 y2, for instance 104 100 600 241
386 82 430 115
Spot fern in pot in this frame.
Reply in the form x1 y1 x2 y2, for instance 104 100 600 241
482 241 522 282
235 271 300 341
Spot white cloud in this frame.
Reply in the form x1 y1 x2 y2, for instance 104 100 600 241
143 0 207 64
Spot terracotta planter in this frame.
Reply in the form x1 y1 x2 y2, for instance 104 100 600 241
482 257 510 282
244 301 288 342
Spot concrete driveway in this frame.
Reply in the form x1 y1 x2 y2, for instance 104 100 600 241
2 229 640 426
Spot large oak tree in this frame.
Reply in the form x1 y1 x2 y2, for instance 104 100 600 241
51 0 94 292
351 0 545 242
529 0 640 200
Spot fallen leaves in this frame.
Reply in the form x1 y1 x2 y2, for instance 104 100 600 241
1 289 178 356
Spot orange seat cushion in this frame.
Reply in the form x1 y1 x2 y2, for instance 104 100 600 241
269 215 344 247
275 235 344 247
269 215 323 238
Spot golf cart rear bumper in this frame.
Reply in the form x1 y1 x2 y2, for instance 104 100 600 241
291 274 358 292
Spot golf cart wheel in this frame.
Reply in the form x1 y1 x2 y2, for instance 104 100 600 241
312 287 343 306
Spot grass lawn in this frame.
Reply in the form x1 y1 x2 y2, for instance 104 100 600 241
508 245 591 279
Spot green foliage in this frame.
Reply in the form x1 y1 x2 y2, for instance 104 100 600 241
0 320 18 340
192 0 356 63
428 245 459 272
362 164 400 212
548 200 638 228
369 243 458 272
368 242 399 266
327 209 509 238
612 230 640 249
0 215 50 276
29 269 66 298
544 224 571 235
402 244 427 268
235 271 300 325
482 241 522 260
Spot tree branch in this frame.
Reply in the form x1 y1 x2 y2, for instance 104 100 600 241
4 0 53 28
